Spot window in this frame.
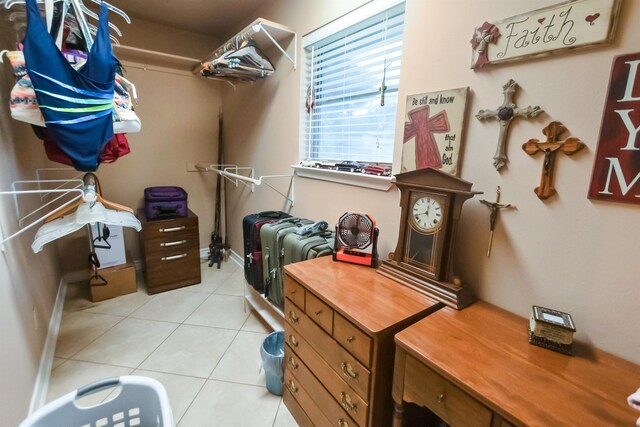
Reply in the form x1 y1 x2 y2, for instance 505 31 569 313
302 1 405 165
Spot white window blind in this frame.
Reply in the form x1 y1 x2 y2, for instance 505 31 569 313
302 2 405 164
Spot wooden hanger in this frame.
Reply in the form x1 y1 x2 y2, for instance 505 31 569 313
44 173 133 223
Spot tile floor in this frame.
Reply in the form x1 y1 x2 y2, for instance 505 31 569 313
48 260 298 427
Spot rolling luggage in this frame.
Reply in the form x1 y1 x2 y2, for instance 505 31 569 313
144 186 188 219
260 217 314 309
282 223 335 265
242 211 291 291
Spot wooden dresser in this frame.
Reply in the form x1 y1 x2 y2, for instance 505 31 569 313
283 256 443 426
138 209 201 294
392 301 640 427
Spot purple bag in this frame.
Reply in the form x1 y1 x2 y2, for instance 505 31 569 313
144 186 188 219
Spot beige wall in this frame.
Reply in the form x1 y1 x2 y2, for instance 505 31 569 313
0 24 64 426
221 0 640 364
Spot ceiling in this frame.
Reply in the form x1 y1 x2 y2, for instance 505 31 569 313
107 0 269 39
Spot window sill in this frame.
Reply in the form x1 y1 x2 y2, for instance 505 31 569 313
292 165 395 191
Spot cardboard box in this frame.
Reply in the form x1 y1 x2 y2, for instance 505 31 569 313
90 261 137 302
90 223 126 268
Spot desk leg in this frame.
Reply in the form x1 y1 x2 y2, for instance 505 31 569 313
392 400 405 427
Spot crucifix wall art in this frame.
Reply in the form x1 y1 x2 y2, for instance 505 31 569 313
470 0 621 70
401 87 469 175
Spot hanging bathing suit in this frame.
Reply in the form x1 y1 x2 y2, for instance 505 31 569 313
23 0 116 171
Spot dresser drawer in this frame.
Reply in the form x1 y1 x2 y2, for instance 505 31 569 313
305 291 333 334
145 247 200 288
285 299 371 400
284 276 306 309
283 387 315 427
143 235 199 257
286 342 368 426
334 312 372 368
405 355 492 427
283 371 333 427
285 358 359 427
142 217 198 240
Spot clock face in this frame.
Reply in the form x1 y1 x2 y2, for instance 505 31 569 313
411 196 443 232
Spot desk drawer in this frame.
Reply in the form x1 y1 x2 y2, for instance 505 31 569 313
305 291 333 334
405 355 492 427
334 312 372 368
285 358 359 427
284 276 305 309
285 298 371 400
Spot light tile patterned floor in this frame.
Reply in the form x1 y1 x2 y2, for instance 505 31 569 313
48 261 298 427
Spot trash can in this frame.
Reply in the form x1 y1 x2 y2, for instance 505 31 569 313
260 330 285 396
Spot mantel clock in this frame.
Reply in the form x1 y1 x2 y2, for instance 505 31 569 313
378 168 481 309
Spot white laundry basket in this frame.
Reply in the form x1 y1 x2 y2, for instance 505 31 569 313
20 376 173 427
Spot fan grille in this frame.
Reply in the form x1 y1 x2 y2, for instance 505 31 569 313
338 213 373 249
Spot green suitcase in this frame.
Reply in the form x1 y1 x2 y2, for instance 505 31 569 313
260 217 314 309
282 230 335 265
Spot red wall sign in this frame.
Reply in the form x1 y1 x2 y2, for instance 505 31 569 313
588 52 640 204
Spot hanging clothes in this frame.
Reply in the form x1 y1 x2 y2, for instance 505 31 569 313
23 0 117 172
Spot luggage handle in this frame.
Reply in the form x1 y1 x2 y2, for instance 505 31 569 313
77 377 120 398
259 211 288 218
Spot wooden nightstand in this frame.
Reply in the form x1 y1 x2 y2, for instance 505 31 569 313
138 209 201 294
282 256 443 426
392 301 640 426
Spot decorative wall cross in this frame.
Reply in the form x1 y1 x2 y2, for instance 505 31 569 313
479 186 513 257
403 105 450 170
522 121 585 200
476 79 544 171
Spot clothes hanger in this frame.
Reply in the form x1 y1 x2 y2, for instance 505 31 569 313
87 0 130 24
43 173 133 223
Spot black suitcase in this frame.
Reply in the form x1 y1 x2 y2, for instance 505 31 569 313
242 211 291 291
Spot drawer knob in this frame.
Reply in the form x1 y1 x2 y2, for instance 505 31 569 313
437 393 445 403
286 379 298 394
161 253 187 261
340 362 359 381
160 240 186 247
159 226 186 233
288 334 299 348
314 309 323 315
340 392 357 412
287 357 298 370
288 310 299 324
346 336 355 343
338 419 349 427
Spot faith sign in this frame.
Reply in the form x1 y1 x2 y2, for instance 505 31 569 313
588 53 640 205
470 0 621 69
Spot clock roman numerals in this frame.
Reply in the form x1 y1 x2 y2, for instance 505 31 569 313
412 196 442 231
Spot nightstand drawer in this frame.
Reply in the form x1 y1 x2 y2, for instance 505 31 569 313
334 312 372 368
285 276 305 309
405 355 492 427
305 291 333 334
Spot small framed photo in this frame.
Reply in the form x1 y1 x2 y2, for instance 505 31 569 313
532 306 576 331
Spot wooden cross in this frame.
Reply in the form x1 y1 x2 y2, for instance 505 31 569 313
479 186 513 257
476 79 544 171
403 105 450 170
522 121 585 200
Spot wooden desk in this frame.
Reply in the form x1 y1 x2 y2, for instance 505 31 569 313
392 301 640 427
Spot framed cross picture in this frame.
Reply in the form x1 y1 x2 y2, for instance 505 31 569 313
401 87 469 176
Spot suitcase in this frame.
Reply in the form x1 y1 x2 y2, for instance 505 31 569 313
242 211 291 291
144 186 188 219
260 217 314 309
282 230 335 265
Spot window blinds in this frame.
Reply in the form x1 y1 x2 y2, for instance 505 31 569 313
302 3 405 164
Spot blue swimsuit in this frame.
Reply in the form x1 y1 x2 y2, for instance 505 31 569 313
23 0 116 171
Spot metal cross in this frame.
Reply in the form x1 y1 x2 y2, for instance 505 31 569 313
479 186 512 257
476 79 544 171
522 121 584 200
